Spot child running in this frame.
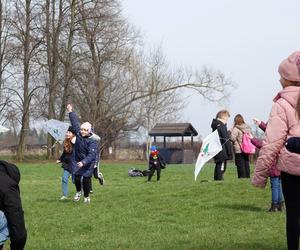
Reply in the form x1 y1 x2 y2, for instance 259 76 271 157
56 126 76 200
67 104 97 203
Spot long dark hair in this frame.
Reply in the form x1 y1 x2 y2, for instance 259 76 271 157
234 114 245 126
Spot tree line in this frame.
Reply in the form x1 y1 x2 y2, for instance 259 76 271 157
0 0 234 161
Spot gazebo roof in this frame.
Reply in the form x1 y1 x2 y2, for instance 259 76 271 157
149 123 198 137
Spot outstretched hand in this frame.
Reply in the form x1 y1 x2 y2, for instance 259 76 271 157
253 118 261 126
67 104 73 113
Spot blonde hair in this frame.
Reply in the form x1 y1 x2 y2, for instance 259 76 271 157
216 110 230 119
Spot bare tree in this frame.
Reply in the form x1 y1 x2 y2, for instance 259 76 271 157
10 0 42 161
69 0 234 158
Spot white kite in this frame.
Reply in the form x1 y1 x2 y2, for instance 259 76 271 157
194 130 222 181
43 119 70 144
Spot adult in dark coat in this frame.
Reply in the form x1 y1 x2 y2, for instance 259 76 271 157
0 160 26 250
211 110 233 180
67 104 97 203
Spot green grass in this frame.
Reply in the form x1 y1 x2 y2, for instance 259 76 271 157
7 162 286 249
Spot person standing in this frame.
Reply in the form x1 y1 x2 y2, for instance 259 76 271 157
253 51 300 250
67 104 97 204
252 118 284 212
56 126 76 200
211 110 233 181
147 146 166 182
230 114 252 178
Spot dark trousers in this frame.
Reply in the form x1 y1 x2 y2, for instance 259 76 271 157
214 161 227 180
74 175 91 197
148 166 161 181
281 172 300 250
235 153 250 178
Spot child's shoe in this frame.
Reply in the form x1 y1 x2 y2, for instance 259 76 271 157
59 196 68 201
268 203 278 212
83 197 90 204
98 172 104 185
73 192 81 202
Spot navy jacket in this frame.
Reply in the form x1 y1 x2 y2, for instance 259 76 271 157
211 119 233 163
59 149 73 173
69 112 97 177
0 161 27 250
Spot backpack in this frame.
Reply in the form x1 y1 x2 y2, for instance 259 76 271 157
128 168 144 177
236 128 256 154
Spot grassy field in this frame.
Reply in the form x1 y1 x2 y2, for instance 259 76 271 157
6 161 286 250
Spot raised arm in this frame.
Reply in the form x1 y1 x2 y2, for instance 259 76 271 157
67 104 80 134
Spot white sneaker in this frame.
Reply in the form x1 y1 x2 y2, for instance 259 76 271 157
83 197 90 203
73 192 81 202
59 196 68 201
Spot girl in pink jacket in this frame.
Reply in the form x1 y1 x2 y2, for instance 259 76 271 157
251 119 283 212
253 51 300 250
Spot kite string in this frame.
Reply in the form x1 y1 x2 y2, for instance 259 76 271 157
219 138 231 146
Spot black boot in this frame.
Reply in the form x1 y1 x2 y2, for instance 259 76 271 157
268 203 278 212
277 201 285 211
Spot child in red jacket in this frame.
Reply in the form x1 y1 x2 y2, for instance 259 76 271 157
252 118 284 212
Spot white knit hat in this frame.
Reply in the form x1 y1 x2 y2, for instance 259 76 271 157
80 122 92 132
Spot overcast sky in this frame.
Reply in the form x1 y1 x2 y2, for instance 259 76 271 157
122 0 300 138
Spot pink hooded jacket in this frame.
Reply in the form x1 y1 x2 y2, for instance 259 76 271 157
253 86 300 187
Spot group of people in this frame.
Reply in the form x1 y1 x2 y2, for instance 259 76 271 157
211 111 252 181
212 110 284 212
56 104 103 204
2 51 300 250
212 51 300 250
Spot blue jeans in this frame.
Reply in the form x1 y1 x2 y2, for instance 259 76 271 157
0 211 9 246
270 176 283 204
62 169 72 197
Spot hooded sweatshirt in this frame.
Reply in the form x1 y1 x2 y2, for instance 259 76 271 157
253 86 300 187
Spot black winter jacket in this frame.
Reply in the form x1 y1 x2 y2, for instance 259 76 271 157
211 119 233 163
59 149 73 173
149 153 166 169
0 160 26 250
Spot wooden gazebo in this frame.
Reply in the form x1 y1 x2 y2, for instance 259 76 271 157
149 123 198 164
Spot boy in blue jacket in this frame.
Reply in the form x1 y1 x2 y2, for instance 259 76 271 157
67 104 97 203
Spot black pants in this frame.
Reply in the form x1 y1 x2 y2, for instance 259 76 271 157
148 166 161 181
214 161 227 180
74 175 91 197
281 172 300 250
235 153 250 178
